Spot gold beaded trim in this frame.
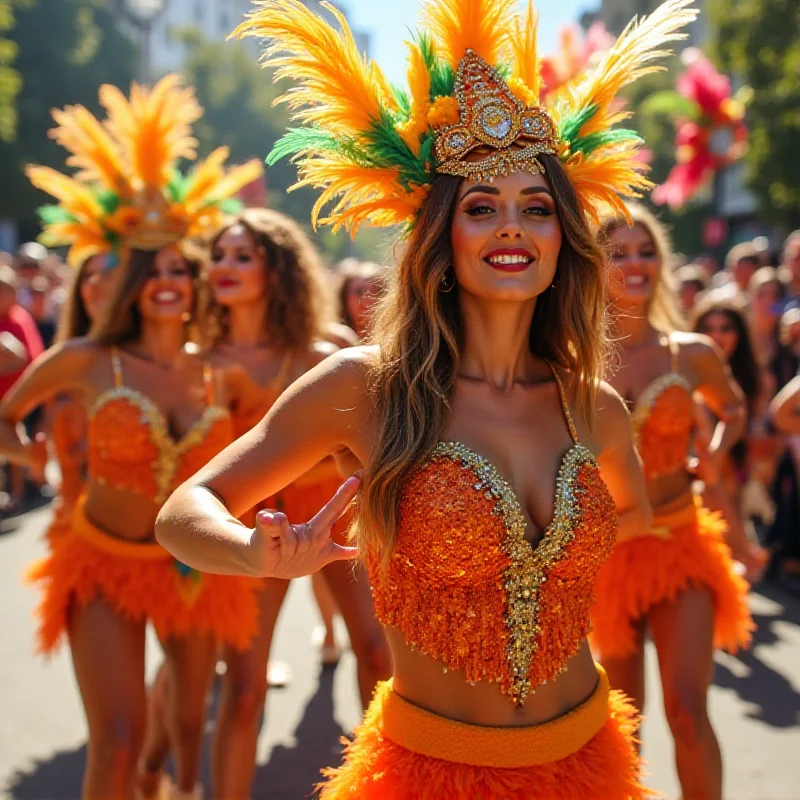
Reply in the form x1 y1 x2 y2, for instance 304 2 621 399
434 440 599 706
631 373 692 434
90 387 230 504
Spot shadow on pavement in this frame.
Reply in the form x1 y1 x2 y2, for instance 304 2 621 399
6 743 86 799
252 667 347 800
713 584 800 729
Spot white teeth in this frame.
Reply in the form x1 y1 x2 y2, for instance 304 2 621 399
487 254 532 265
625 275 647 286
154 291 180 302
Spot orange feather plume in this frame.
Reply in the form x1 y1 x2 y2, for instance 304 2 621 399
231 0 393 136
420 0 517 68
196 159 264 211
506 1 541 105
399 41 433 155
563 0 697 138
26 166 105 224
100 75 201 190
49 105 128 195
563 147 652 227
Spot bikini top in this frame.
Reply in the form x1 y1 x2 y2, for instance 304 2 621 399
88 348 234 504
630 336 694 481
231 352 294 439
368 366 618 707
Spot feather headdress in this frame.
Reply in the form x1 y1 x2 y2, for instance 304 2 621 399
26 75 263 267
233 0 696 232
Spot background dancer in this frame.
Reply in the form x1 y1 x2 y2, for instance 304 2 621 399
593 203 754 800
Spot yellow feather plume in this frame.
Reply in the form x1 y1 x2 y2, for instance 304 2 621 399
49 105 128 195
26 166 106 224
562 0 697 138
420 0 518 68
231 0 393 136
182 147 230 210
197 159 264 211
291 158 409 233
39 223 109 267
563 146 652 227
100 75 201 190
506 1 541 105
398 41 433 155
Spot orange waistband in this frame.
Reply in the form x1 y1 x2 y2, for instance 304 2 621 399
71 496 172 561
380 664 610 768
651 496 699 532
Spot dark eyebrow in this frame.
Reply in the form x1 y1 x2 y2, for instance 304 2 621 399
459 185 554 201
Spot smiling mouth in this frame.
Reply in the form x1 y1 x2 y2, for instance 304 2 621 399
215 278 239 288
152 290 182 304
484 250 535 272
623 274 649 287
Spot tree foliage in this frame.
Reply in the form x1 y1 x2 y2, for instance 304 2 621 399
0 0 135 234
709 0 800 228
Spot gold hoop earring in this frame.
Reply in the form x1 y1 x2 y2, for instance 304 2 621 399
439 271 455 293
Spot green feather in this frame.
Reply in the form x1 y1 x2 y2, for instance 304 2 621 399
166 169 188 203
430 61 455 99
418 135 435 171
38 205 78 225
559 104 599 144
366 109 429 185
268 127 370 167
393 86 411 116
95 190 120 215
570 129 641 157
218 198 242 214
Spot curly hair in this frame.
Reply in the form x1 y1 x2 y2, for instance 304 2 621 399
199 208 333 352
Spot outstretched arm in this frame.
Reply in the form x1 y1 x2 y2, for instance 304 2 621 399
156 348 372 578
770 374 800 435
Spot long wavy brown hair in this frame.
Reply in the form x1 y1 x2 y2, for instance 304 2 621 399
56 254 112 343
598 203 685 334
200 208 332 352
356 154 610 566
91 247 200 346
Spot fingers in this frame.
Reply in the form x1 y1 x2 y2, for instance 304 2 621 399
256 510 296 562
327 542 359 562
308 474 360 533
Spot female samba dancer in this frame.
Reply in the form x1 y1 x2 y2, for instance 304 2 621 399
156 2 700 796
37 253 117 542
592 203 754 800
337 258 385 342
142 207 390 800
0 76 262 800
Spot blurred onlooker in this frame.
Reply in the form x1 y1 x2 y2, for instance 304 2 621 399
337 258 386 341
676 263 709 315
0 265 45 511
693 297 770 579
13 242 47 309
781 230 800 307
712 242 762 301
749 267 797 391
28 276 57 348
780 306 800 358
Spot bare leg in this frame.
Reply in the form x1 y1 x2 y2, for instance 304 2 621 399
138 663 171 797
597 616 647 751
212 578 290 800
312 571 339 655
68 598 146 800
159 632 218 795
321 560 391 708
649 585 721 800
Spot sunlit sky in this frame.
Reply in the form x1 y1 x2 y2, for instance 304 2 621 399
342 0 597 84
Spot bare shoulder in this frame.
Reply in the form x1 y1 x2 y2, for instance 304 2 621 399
49 336 106 372
296 344 374 393
671 330 721 367
594 381 631 434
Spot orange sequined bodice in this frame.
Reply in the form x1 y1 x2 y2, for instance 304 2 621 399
88 350 233 504
369 369 618 706
631 338 694 481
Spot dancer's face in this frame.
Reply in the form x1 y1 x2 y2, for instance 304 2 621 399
606 223 661 311
137 246 194 322
697 311 738 361
345 276 381 338
450 171 561 302
208 224 268 307
79 254 115 322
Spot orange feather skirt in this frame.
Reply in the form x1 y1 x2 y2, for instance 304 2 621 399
591 498 754 660
318 665 645 799
28 496 260 654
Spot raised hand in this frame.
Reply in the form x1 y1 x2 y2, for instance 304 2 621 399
245 475 360 579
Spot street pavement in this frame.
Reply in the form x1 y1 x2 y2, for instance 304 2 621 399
1 505 799 800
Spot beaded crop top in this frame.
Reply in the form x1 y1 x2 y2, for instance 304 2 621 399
369 367 618 707
88 349 233 504
630 336 694 481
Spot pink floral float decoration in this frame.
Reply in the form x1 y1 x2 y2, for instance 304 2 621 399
650 48 750 209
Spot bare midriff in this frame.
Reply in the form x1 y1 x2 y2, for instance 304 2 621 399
389 632 599 727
